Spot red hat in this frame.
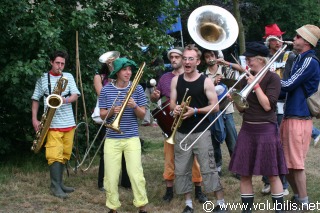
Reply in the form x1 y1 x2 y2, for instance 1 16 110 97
263 24 285 39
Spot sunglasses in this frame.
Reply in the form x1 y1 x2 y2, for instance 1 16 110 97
295 34 302 39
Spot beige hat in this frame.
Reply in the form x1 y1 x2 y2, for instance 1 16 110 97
167 47 184 59
296 24 320 47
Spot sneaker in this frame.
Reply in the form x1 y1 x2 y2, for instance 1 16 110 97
233 173 241 180
162 190 173 202
212 205 227 212
195 191 208 203
99 187 105 192
314 134 320 147
217 166 222 176
261 184 271 194
182 205 194 213
283 188 289 196
290 195 298 203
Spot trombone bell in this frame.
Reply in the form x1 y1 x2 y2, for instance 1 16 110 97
231 92 249 109
187 5 239 50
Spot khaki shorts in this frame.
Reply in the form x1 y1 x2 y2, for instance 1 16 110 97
174 130 222 194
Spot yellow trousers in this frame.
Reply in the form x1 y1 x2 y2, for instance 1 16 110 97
45 129 75 165
104 137 148 210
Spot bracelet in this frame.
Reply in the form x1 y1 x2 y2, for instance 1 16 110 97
253 83 260 90
65 97 69 104
229 63 233 69
133 104 138 109
194 107 198 117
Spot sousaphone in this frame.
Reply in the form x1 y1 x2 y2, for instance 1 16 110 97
187 5 239 50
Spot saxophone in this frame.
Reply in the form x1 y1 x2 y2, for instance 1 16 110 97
31 74 68 153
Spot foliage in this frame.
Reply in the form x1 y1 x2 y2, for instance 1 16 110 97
241 0 320 41
0 0 188 156
1 0 320 156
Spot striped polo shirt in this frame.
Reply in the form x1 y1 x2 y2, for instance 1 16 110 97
99 82 147 138
31 72 80 128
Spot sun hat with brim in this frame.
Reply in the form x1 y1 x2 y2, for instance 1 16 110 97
109 57 138 79
167 47 184 60
296 24 320 47
243 42 269 57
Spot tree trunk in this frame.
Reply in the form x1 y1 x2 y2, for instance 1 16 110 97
233 0 245 55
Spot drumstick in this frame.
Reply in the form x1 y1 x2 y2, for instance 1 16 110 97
150 79 157 92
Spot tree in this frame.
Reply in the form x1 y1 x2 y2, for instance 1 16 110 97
0 0 188 156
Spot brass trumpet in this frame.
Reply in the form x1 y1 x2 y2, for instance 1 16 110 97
166 88 191 144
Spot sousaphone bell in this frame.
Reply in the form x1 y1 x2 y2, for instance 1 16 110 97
187 5 239 50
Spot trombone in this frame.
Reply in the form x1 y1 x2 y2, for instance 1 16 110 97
179 38 293 151
179 72 247 151
74 91 121 172
106 62 146 134
231 39 292 109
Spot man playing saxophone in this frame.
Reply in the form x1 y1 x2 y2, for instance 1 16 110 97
170 44 227 213
31 50 80 199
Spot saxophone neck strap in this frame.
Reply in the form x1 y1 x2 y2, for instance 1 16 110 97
47 71 64 95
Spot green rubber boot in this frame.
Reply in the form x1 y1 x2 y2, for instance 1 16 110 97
49 162 68 199
59 162 75 193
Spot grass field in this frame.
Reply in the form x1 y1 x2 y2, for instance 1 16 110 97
0 111 320 213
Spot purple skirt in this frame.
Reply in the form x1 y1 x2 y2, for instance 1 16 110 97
229 122 288 176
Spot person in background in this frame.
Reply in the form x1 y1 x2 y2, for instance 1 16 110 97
229 42 288 213
150 47 208 204
170 44 226 213
202 49 239 178
280 24 320 209
99 57 148 213
32 50 80 199
141 57 164 127
261 23 295 196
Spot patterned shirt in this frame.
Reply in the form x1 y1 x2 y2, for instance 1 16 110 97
31 72 80 128
204 66 234 114
99 82 147 138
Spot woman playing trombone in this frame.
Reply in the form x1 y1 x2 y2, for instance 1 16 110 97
228 42 288 213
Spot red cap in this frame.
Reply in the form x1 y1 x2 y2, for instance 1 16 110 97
263 24 285 39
